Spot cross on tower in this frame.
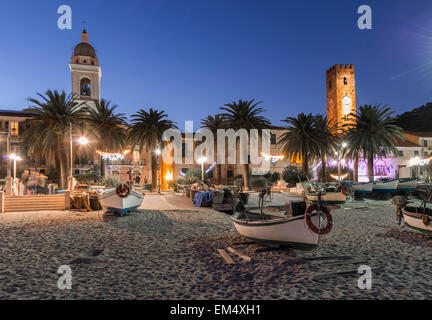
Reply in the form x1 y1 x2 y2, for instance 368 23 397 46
82 20 87 30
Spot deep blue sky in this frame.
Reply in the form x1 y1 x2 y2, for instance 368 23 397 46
1 0 432 130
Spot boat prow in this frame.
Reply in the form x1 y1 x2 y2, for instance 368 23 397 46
397 179 418 193
98 186 144 216
402 207 432 235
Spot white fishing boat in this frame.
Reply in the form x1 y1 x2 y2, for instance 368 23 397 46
372 180 398 193
352 182 374 194
232 212 321 250
98 184 144 216
401 207 432 235
397 179 418 192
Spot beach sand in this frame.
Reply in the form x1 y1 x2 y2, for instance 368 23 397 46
0 194 431 300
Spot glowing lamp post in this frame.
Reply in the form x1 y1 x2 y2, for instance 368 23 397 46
9 154 22 179
198 157 207 181
69 133 89 177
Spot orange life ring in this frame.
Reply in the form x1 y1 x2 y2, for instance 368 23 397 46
116 184 130 198
305 204 333 235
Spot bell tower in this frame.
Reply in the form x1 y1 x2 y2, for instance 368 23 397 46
326 64 356 131
69 29 102 109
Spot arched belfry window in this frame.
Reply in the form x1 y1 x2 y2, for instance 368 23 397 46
80 78 91 96
343 77 348 85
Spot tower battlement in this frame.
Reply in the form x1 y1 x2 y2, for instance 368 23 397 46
326 64 354 74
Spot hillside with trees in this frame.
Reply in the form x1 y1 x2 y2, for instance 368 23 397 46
394 102 432 132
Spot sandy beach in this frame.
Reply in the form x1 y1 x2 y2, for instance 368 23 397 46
0 193 431 300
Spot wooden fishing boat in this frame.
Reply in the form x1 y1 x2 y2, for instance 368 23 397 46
98 184 144 216
397 179 418 192
401 207 432 235
352 182 374 194
232 189 333 250
232 211 321 250
392 188 432 235
372 180 398 193
305 192 346 203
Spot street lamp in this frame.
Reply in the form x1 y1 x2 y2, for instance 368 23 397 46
337 142 348 181
69 122 89 177
9 154 22 179
198 157 207 181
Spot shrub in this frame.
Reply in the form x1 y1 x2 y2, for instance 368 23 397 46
175 177 187 185
234 178 244 188
263 172 281 185
249 176 270 188
282 165 311 187
74 170 101 185
102 175 120 187
185 167 202 183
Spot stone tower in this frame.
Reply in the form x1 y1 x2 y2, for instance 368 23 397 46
69 29 102 109
326 64 356 130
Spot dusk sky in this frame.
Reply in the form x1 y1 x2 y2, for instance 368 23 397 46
1 0 432 130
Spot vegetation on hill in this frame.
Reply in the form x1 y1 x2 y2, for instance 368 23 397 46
394 103 432 132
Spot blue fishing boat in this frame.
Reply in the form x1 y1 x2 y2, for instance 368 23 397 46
372 180 398 193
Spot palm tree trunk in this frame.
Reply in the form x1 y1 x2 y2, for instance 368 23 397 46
242 163 249 191
55 156 61 185
58 142 67 189
151 154 158 190
214 141 221 184
100 157 106 178
302 153 309 175
368 153 374 182
321 155 327 182
353 156 358 183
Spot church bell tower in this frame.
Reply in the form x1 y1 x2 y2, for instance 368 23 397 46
69 29 102 109
326 64 356 131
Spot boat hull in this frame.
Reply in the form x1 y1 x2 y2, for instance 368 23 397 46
402 208 432 235
306 192 346 203
232 214 320 251
353 182 373 194
372 180 398 193
98 189 144 215
397 179 418 192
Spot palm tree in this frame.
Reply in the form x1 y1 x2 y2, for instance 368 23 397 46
86 99 127 178
220 99 271 189
344 104 404 182
314 115 338 181
200 114 225 184
22 90 88 188
278 113 322 175
128 108 177 190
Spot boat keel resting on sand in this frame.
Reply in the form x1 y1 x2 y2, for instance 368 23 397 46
98 183 144 216
232 189 333 250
